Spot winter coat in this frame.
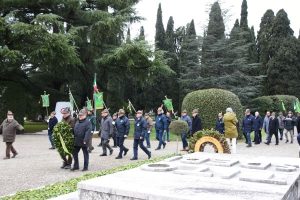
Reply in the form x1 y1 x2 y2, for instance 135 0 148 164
115 116 130 137
242 114 254 133
224 113 238 139
192 115 202 134
62 115 76 130
283 116 296 131
134 117 147 139
269 117 279 134
0 119 24 143
253 116 263 131
166 116 172 130
181 115 192 134
73 118 92 147
48 116 58 134
145 117 153 132
87 115 96 131
277 116 285 129
262 116 270 134
155 114 168 132
100 116 114 140
215 118 224 134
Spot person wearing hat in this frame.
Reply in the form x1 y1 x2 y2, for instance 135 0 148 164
60 107 76 169
115 109 130 159
0 111 24 159
191 109 202 135
144 113 153 148
131 110 151 160
100 109 114 156
48 111 58 149
155 107 168 150
112 113 118 147
87 109 96 153
180 109 192 151
283 111 296 144
224 107 238 153
71 109 92 171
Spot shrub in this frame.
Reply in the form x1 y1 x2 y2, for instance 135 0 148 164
169 120 189 136
249 95 298 115
181 88 243 130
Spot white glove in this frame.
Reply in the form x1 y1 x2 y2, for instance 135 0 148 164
124 135 128 138
112 121 115 125
148 131 151 133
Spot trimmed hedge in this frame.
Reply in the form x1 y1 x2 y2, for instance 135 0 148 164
169 120 189 136
2 155 173 200
249 95 298 114
182 88 243 130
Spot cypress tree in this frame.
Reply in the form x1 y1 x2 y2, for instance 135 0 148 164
126 28 131 43
155 3 165 50
240 0 248 29
139 26 145 40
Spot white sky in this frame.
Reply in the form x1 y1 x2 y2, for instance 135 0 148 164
131 0 300 45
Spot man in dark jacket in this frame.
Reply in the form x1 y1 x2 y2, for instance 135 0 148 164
215 113 224 134
265 112 279 145
181 110 192 151
112 113 118 147
242 109 254 147
100 109 113 156
48 111 58 149
71 109 92 171
0 111 24 159
115 109 130 159
283 111 296 144
192 109 202 135
131 110 151 160
253 111 263 144
155 107 168 150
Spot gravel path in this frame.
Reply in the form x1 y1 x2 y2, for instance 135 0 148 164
0 132 299 197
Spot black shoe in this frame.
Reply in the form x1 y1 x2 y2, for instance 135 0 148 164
61 162 67 169
246 144 252 147
124 149 129 156
109 149 113 155
97 144 102 147
264 142 270 145
115 156 122 159
100 154 107 156
49 147 55 150
147 146 151 148
130 157 138 160
275 143 279 145
155 148 161 150
12 153 18 158
112 146 118 148
291 141 293 144
148 152 151 159
280 138 283 140
71 167 79 171
88 150 92 153
163 143 166 149
64 165 71 169
285 140 289 143
82 168 88 171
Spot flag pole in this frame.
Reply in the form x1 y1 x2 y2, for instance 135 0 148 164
93 73 97 131
128 99 136 113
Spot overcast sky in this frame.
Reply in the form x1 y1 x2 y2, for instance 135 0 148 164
131 0 299 44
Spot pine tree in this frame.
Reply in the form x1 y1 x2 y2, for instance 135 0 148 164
155 3 165 50
126 28 131 43
240 0 248 29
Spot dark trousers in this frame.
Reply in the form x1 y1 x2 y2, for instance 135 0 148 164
144 132 151 147
112 135 117 147
243 132 248 144
117 136 128 157
297 133 300 146
73 146 89 169
102 139 112 155
88 135 94 151
156 130 165 149
246 132 252 145
6 142 17 158
163 129 170 142
254 130 261 144
133 138 150 159
181 133 188 148
48 130 54 147
267 131 279 144
279 128 284 139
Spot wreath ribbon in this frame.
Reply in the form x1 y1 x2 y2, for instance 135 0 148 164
58 131 72 156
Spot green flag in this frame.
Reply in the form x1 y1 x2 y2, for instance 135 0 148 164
163 98 173 111
94 92 104 110
41 92 49 107
69 92 74 112
295 99 300 113
86 98 93 111
280 100 286 112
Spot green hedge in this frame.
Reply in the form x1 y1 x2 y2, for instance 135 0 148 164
2 155 173 200
249 95 298 114
182 88 243 130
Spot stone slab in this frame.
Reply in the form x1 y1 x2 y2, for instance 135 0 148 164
206 158 239 167
241 161 271 170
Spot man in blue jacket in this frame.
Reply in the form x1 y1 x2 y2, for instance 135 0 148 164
115 109 130 159
253 111 263 144
181 110 192 151
131 110 151 160
155 107 167 150
242 109 254 147
71 109 92 171
48 111 58 149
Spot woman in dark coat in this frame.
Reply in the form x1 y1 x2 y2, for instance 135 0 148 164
0 111 24 159
215 113 224 134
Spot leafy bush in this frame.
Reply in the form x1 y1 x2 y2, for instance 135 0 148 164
169 120 189 136
24 121 48 133
189 129 230 153
53 122 74 156
249 95 298 114
2 155 173 200
181 88 243 130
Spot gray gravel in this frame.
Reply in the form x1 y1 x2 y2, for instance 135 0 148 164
0 132 299 197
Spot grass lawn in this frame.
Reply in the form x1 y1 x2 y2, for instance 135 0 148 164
24 121 48 133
